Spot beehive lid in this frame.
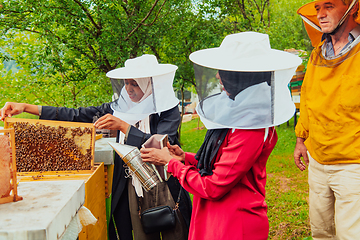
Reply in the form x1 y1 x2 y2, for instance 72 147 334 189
0 180 85 240
4 118 95 172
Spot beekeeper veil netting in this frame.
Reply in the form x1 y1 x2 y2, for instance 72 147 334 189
189 32 303 130
106 54 179 125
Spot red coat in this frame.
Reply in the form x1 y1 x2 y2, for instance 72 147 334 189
168 128 277 240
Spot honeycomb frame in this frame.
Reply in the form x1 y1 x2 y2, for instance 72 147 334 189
0 128 23 204
4 118 95 172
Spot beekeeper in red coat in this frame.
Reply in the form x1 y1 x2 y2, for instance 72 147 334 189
141 32 301 240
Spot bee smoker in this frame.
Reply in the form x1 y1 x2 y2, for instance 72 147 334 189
108 142 160 191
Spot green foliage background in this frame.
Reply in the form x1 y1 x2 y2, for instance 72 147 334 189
0 1 315 237
0 0 312 109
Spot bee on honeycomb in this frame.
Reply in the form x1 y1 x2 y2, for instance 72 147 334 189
13 122 93 172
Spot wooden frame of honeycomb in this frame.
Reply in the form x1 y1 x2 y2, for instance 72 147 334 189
0 128 23 204
4 118 95 172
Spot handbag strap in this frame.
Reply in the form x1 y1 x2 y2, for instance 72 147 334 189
138 185 183 215
174 186 182 210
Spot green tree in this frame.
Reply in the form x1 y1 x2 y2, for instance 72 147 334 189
0 0 191 107
267 0 313 51
158 2 225 101
0 0 314 111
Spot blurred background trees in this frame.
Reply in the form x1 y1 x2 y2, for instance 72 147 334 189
0 0 312 108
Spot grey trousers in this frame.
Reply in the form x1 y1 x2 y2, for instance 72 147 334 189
128 179 188 240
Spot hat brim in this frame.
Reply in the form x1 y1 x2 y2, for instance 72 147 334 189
297 1 323 47
297 0 360 47
298 1 319 16
298 0 360 17
106 64 178 79
189 48 302 72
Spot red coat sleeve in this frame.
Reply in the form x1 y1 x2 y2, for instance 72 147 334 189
184 152 198 167
168 129 266 200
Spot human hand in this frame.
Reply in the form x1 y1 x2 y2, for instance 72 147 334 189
140 147 173 166
294 137 309 171
0 102 26 121
166 142 185 162
94 114 130 133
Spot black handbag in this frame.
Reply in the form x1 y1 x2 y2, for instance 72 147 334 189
139 187 182 234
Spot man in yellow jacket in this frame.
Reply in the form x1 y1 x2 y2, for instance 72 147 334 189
294 0 360 239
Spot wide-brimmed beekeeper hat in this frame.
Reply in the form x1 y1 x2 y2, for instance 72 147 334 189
106 54 179 125
189 32 302 130
106 54 178 79
298 0 360 47
189 31 301 72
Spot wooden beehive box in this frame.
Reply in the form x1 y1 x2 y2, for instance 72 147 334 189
4 118 95 172
17 162 107 240
5 117 106 239
0 128 23 204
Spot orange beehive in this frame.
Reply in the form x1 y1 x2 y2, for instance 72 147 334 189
4 118 106 239
0 128 23 204
16 163 107 240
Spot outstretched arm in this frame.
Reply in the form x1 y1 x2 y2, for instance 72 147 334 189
0 102 39 121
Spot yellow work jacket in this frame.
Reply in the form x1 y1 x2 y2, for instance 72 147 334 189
295 39 360 164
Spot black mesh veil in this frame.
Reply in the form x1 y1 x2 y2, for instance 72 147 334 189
218 70 272 100
194 63 275 129
110 78 125 101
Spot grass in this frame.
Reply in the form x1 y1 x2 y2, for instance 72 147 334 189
180 116 312 240
179 117 207 153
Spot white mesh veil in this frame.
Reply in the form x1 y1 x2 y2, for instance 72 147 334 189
189 32 302 130
106 55 179 125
